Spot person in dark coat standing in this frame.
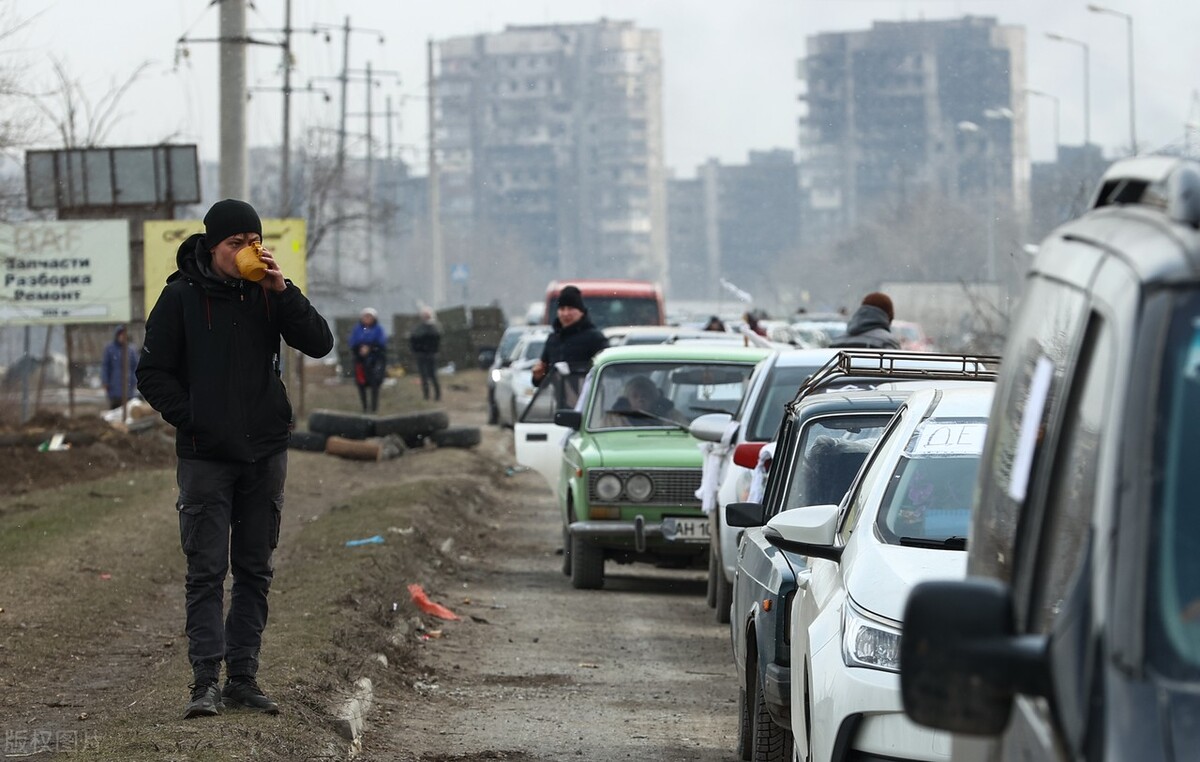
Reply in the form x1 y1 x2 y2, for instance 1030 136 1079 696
101 325 139 410
531 285 609 387
831 291 901 349
137 199 334 720
350 307 388 412
408 307 442 401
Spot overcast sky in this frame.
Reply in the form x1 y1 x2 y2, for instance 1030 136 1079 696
8 0 1197 175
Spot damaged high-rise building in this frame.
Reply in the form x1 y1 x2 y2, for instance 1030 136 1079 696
436 20 667 288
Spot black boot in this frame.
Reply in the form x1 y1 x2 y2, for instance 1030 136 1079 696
222 676 280 715
183 680 223 719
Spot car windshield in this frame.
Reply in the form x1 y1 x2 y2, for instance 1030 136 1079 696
587 361 755 430
781 415 891 511
1149 291 1200 676
875 418 987 546
549 296 660 329
520 338 546 361
746 364 826 441
494 329 525 365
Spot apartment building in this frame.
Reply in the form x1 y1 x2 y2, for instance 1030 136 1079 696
798 17 1028 243
436 20 667 288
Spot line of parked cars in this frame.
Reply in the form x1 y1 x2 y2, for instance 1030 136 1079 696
508 155 1200 762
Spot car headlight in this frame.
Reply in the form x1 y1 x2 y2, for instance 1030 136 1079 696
595 473 623 501
625 473 654 502
841 601 902 672
490 369 502 383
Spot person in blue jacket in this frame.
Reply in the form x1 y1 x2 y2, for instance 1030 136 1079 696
137 198 334 720
101 325 139 409
349 307 388 412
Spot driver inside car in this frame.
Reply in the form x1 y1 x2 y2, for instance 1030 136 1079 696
605 375 690 427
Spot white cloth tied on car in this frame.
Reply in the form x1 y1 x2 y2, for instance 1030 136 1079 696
747 440 777 504
694 419 741 515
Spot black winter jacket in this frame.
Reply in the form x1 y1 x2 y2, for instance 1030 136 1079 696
408 321 441 355
137 233 334 462
539 314 608 369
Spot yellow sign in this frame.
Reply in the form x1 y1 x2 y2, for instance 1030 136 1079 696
143 218 308 319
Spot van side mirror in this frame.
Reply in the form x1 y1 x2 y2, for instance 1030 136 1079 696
901 578 1050 735
554 410 582 430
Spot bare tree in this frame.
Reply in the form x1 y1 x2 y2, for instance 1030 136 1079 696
27 57 155 149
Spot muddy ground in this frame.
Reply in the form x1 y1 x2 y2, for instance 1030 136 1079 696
0 370 739 761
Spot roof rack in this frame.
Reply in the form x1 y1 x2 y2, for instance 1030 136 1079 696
1090 156 1200 228
787 350 1000 411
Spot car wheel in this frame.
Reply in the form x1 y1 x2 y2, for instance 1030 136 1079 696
569 533 604 589
487 390 499 425
510 398 519 428
736 686 752 761
706 547 719 609
751 667 793 762
714 568 733 625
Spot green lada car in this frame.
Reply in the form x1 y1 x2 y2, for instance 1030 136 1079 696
515 343 771 589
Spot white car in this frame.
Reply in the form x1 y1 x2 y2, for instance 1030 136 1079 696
767 385 994 762
690 348 837 622
494 329 550 427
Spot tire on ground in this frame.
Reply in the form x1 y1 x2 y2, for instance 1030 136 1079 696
308 409 375 439
569 533 604 589
288 430 328 452
706 548 719 608
751 667 793 761
374 410 450 438
432 426 481 448
714 568 733 624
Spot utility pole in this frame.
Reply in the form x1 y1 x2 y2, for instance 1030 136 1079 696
218 0 248 199
428 38 444 308
279 0 293 215
310 16 385 287
365 61 375 272
334 15 350 280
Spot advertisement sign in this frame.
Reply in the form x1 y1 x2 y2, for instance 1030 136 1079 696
0 220 131 325
143 218 307 319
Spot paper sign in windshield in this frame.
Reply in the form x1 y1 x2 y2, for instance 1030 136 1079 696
911 422 988 456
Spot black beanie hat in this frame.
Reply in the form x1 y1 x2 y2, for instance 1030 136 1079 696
557 285 586 312
204 199 262 247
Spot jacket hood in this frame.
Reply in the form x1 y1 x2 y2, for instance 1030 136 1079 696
171 233 232 287
844 304 892 335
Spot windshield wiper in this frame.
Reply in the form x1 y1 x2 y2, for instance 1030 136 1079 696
898 536 967 551
605 407 689 431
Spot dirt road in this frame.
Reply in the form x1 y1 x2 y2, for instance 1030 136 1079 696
374 428 742 761
0 370 742 761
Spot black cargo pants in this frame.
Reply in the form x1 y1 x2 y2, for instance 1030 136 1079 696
176 451 286 683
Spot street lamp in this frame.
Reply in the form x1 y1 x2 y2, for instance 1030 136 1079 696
958 109 1013 284
1088 4 1136 155
1025 88 1061 161
1045 32 1091 147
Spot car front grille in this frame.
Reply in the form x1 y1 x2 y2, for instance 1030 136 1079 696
588 468 703 505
